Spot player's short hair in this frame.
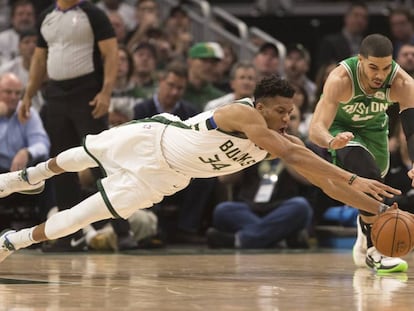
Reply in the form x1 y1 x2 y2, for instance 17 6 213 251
253 75 294 103
359 34 393 58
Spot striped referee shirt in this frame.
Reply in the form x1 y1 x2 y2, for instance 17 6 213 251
37 1 115 81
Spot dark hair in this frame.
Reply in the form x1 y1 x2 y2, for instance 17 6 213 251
389 7 414 24
346 1 368 15
19 28 37 41
359 34 393 58
162 60 188 79
254 75 294 103
118 45 134 80
11 0 33 18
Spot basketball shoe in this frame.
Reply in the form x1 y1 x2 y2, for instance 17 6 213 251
0 230 16 263
353 216 408 273
0 168 45 198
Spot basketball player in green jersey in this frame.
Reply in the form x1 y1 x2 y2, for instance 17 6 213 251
310 34 414 273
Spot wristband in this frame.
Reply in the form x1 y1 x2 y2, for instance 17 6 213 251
328 138 335 150
348 174 357 185
378 203 390 214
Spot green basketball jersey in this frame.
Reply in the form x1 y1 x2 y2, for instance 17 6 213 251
329 56 399 177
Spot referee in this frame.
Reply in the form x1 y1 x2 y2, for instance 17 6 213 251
18 0 118 249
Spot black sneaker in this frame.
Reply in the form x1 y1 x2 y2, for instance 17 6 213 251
206 227 235 249
41 232 88 253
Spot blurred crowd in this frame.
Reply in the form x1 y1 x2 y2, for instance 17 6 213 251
1 0 414 252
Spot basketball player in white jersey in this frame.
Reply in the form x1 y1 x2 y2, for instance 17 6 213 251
0 75 400 263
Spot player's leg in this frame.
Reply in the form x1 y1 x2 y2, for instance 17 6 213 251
0 147 98 198
336 146 407 272
0 192 112 262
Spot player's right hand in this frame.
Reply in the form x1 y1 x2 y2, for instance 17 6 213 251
18 96 31 123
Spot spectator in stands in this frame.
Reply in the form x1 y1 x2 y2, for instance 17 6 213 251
0 0 35 66
253 42 281 81
316 1 368 68
206 101 313 249
108 46 137 127
396 44 414 78
284 43 316 106
131 42 158 99
0 72 51 224
213 41 238 93
127 0 160 52
388 7 414 59
134 61 214 244
19 0 118 252
183 42 225 111
384 121 414 214
96 0 136 33
164 5 193 62
0 28 44 112
204 61 257 111
106 11 127 45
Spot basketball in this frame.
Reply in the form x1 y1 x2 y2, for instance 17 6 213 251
371 209 414 257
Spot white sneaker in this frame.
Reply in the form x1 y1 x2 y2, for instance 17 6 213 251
353 216 367 267
366 246 408 273
0 168 44 198
0 230 16 263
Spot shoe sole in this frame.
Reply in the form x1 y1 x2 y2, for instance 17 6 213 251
373 262 409 274
0 229 16 263
18 183 45 195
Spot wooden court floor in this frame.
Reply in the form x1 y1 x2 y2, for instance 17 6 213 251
1 249 414 311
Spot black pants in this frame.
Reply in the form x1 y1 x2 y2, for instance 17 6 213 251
41 73 108 210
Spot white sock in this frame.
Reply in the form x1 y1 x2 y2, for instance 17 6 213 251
7 227 36 250
26 160 56 184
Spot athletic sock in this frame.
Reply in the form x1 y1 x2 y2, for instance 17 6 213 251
26 160 56 184
7 227 36 250
360 217 374 248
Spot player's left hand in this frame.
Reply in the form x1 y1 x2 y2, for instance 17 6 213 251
353 176 402 201
90 92 110 119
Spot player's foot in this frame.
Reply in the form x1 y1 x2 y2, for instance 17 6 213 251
365 246 408 273
0 230 16 263
0 169 44 198
353 216 367 267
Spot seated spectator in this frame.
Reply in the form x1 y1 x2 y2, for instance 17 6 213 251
0 28 44 112
213 41 238 93
384 122 414 214
108 46 138 127
106 11 127 45
183 42 225 111
96 0 136 33
131 42 158 100
316 1 368 68
134 61 216 244
0 0 35 66
0 72 52 226
388 7 414 59
396 42 414 78
127 0 160 52
204 61 257 111
164 5 193 62
253 41 281 80
284 43 316 106
206 100 313 249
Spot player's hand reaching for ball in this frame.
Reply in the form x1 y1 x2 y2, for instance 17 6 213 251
352 176 401 201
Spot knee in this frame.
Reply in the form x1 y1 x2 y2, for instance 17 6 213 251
287 197 313 223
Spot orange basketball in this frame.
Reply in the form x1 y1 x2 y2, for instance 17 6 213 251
371 209 414 257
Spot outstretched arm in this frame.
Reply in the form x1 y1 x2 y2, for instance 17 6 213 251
309 66 354 150
214 104 400 215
